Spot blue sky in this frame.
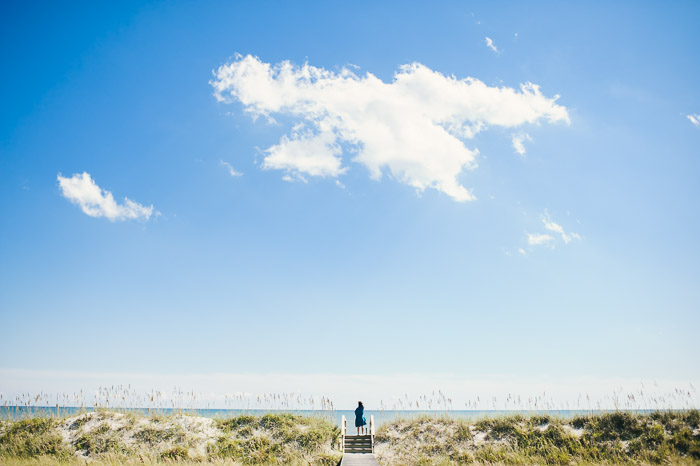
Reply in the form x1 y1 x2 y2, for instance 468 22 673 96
1 1 699 409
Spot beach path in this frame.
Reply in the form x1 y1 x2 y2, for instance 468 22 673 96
340 452 381 465
340 415 379 464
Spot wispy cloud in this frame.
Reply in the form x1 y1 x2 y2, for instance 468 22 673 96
512 132 533 155
485 36 501 53
542 210 581 244
211 55 569 201
220 160 243 177
527 233 554 246
526 210 580 249
57 172 155 221
688 113 700 128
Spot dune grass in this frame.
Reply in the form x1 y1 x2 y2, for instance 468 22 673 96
2 410 700 464
375 410 700 465
0 412 341 465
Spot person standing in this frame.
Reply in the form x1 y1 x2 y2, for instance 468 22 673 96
355 401 367 435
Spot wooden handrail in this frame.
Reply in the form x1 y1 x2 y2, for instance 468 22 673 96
370 414 375 452
341 415 347 452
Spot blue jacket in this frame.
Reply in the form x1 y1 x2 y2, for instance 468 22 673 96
354 406 367 427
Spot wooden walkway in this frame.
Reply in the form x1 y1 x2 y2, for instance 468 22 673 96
340 415 379 465
340 452 380 465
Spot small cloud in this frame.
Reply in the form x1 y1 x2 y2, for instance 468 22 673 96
512 132 533 156
220 160 243 177
524 210 581 250
57 172 155 221
527 233 554 246
485 37 501 53
518 248 526 255
688 114 700 128
514 32 519 38
542 210 580 244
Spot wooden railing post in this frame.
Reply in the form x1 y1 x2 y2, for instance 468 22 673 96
341 415 346 453
370 414 375 452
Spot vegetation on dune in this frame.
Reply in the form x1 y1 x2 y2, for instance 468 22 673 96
209 413 340 465
0 418 72 459
2 410 700 465
375 411 700 465
0 411 341 465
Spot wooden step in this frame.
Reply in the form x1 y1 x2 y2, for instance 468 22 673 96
343 434 373 453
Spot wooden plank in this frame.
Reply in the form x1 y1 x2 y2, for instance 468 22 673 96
340 453 381 466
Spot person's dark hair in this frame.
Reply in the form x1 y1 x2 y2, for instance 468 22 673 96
358 401 363 407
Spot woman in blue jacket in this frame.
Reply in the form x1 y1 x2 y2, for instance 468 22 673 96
354 401 367 435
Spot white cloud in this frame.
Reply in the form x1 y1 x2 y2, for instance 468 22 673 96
527 233 554 245
263 125 345 178
220 160 242 177
211 55 569 202
526 211 580 249
542 210 580 244
485 36 501 53
688 114 700 127
518 248 526 255
512 132 533 155
57 172 155 221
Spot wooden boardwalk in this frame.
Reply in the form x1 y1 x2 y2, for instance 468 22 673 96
340 452 380 465
340 415 379 464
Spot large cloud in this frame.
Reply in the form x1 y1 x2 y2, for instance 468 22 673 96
211 55 569 201
57 172 155 221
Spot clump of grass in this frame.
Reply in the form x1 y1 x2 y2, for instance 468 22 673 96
217 414 256 432
0 418 71 459
160 445 188 460
133 426 185 446
68 415 89 431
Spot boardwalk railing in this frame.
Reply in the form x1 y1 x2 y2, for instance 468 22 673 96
341 415 347 453
369 414 375 453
